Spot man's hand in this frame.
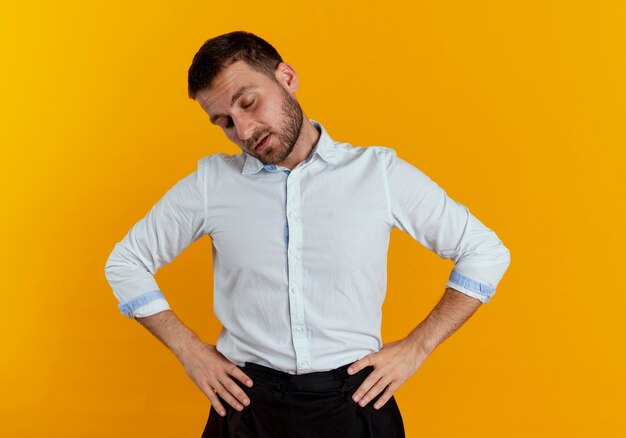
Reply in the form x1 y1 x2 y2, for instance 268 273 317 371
347 338 425 410
178 341 253 417
134 310 253 417
347 287 483 410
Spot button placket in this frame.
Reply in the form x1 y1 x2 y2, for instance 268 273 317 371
285 168 310 373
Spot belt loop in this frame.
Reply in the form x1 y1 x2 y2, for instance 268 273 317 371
339 378 352 393
334 363 352 393
333 363 350 378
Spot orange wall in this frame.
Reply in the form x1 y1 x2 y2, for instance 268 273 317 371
1 1 625 436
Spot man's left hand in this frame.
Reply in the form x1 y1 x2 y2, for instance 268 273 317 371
347 338 426 410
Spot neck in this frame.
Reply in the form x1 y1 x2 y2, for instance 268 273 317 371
276 116 320 170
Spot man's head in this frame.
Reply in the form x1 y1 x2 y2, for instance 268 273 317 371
188 31 307 166
188 31 283 100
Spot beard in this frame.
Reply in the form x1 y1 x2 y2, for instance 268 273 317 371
248 87 304 164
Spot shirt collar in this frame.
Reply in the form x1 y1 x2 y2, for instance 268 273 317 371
241 119 338 175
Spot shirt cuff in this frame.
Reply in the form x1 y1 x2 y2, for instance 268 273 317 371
118 290 171 319
445 269 495 304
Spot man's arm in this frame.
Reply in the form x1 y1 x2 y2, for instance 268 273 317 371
105 160 253 416
347 287 482 409
351 148 511 409
135 309 253 417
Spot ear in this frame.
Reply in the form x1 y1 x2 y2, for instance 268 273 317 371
275 62 299 93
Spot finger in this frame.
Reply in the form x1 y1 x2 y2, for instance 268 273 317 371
357 376 391 407
204 385 227 417
352 369 383 403
373 382 398 410
213 380 245 412
347 353 375 375
227 364 254 388
222 375 251 407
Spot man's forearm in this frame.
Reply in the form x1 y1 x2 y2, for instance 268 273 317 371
347 286 484 409
136 309 202 360
135 310 254 414
406 287 483 360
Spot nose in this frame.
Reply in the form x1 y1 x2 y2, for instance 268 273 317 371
233 114 256 144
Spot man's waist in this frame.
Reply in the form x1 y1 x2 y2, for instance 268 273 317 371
216 331 380 375
237 361 374 394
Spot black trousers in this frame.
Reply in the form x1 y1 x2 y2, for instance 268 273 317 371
201 362 405 438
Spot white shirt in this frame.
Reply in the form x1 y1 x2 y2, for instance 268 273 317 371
104 119 511 374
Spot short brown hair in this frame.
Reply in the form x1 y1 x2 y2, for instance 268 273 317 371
187 31 283 99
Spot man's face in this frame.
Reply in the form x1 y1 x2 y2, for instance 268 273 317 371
194 60 304 165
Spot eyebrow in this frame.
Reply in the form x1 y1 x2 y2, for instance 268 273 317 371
209 85 257 124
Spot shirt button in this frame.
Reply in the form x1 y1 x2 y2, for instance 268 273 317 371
289 248 297 256
291 287 298 294
300 360 308 367
288 211 295 218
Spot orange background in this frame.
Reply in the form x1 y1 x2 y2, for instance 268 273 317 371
1 1 625 436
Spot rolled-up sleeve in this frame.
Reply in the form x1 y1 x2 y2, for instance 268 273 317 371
104 157 209 318
380 148 510 303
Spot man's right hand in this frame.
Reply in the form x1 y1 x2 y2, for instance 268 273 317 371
134 310 253 417
178 341 253 417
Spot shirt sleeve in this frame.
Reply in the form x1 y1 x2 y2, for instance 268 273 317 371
104 157 209 319
378 147 511 303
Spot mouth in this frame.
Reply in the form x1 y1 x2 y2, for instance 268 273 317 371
254 134 271 151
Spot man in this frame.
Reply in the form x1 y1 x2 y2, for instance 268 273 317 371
104 31 511 437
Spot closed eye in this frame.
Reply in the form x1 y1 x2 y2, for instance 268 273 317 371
217 98 255 129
